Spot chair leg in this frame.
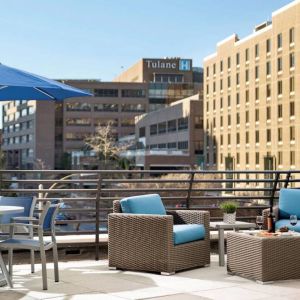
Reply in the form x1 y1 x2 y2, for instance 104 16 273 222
52 244 59 282
40 249 48 290
0 251 13 288
8 249 13 276
30 250 35 273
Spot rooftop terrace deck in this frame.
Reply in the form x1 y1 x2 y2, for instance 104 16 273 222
2 255 300 300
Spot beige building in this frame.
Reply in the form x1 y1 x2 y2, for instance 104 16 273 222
203 0 300 173
134 94 204 170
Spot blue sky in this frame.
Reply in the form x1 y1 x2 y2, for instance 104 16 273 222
0 0 293 81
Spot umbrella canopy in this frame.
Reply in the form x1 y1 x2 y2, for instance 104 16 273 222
0 63 93 100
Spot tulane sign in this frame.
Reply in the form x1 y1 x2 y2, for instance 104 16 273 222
145 59 191 71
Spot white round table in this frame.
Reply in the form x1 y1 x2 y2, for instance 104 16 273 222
0 205 24 287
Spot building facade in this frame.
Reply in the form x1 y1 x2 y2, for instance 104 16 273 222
203 1 300 173
134 94 204 170
2 57 202 169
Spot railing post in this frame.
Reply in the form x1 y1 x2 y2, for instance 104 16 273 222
38 184 44 214
95 174 102 261
284 171 291 188
186 172 195 209
270 172 280 213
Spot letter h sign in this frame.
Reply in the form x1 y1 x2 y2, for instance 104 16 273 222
179 59 191 71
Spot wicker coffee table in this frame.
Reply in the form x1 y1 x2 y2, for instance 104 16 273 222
227 231 300 283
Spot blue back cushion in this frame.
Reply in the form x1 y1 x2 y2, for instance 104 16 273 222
43 206 56 231
120 194 166 215
0 196 33 224
279 189 300 219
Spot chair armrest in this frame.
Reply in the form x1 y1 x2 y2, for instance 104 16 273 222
11 217 38 223
262 206 279 229
108 213 174 249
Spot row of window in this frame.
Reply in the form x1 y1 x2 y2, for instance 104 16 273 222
93 89 146 98
66 103 146 113
3 134 34 145
206 78 295 112
3 107 36 123
206 27 295 77
207 102 295 130
65 118 135 127
3 100 28 111
3 121 34 134
148 141 189 150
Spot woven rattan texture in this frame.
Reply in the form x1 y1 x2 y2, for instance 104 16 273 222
108 200 210 273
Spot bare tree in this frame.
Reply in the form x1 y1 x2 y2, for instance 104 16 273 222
84 121 132 169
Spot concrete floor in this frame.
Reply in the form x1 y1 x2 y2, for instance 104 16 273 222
1 255 300 300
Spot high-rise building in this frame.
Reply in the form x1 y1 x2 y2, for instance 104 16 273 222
2 58 202 169
203 1 300 173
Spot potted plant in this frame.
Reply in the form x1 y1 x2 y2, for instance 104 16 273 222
220 201 238 224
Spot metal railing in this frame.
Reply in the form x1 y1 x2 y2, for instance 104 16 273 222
1 169 300 259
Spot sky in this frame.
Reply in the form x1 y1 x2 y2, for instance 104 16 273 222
0 0 293 81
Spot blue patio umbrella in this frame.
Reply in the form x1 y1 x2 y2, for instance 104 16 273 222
0 63 92 100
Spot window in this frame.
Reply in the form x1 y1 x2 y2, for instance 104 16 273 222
167 119 177 132
158 122 166 134
246 110 249 123
150 124 158 135
236 73 240 85
178 141 188 150
178 117 188 130
121 89 146 97
278 81 283 95
277 33 282 49
255 66 259 79
245 48 249 61
290 27 295 44
94 103 118 112
278 151 283 165
213 117 216 128
266 84 271 98
236 93 240 105
206 66 209 77
236 52 240 65
66 102 91 111
236 132 240 144
213 99 216 110
220 116 223 127
290 77 295 93
121 119 135 127
255 130 259 143
213 63 216 74
220 79 223 90
255 44 259 57
228 115 231 126
227 134 231 145
213 82 216 92
246 153 249 164
246 131 249 143
255 152 259 164
246 90 249 103
277 57 282 72
66 118 91 126
236 112 240 124
290 102 295 116
227 76 231 88
220 97 223 108
227 95 231 107
290 151 295 165
266 39 271 53
290 126 295 140
206 84 209 95
278 128 282 142
168 142 177 149
220 60 223 72
267 129 271 142
255 87 259 100
237 153 240 164
139 127 145 137
94 89 118 97
267 106 271 120
94 118 118 127
290 53 295 68
245 69 249 82
121 104 145 112
266 61 271 75
255 109 259 122
278 104 282 118
227 57 231 69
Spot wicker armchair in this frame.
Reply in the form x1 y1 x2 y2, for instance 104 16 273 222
108 200 210 275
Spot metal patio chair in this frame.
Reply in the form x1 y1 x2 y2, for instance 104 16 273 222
0 201 60 290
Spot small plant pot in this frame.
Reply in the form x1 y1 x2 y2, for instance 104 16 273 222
223 212 236 224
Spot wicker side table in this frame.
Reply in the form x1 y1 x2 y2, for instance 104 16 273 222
227 232 300 283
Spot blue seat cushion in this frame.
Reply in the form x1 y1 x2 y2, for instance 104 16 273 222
173 224 205 245
120 194 166 215
275 219 300 233
278 189 300 219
